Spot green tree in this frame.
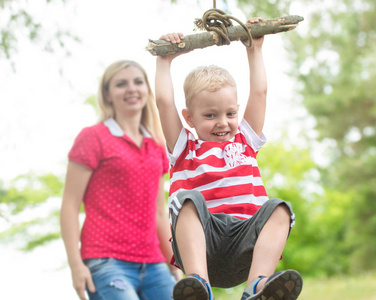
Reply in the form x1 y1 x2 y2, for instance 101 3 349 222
236 0 376 274
0 0 77 250
285 0 376 272
256 141 354 276
0 174 65 250
0 0 79 67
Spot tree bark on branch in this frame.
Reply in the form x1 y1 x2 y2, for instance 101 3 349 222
146 15 304 56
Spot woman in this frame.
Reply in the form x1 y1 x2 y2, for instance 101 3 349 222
61 60 181 300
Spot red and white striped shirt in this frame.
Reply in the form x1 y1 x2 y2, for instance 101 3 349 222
168 119 268 220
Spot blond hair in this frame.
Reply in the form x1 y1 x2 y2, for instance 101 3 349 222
97 60 165 146
183 65 236 109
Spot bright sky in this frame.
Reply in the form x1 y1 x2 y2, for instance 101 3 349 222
0 0 307 298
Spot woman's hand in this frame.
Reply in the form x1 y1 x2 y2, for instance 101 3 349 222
71 261 96 300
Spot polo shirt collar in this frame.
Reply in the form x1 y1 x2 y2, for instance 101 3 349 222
104 118 152 138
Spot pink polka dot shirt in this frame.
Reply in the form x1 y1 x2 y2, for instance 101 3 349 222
68 118 169 263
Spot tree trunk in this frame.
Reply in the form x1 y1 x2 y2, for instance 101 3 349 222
146 15 304 56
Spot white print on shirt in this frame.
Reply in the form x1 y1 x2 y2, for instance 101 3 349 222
224 143 247 168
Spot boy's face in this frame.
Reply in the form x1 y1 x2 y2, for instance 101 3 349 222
182 86 239 142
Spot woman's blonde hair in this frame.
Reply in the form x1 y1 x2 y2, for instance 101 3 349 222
97 60 165 146
183 65 236 109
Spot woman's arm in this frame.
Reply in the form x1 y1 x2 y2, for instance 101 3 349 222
60 161 95 300
156 176 183 280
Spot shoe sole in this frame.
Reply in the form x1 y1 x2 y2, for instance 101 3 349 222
173 276 209 300
249 269 303 300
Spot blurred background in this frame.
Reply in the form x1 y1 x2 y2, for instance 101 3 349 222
0 0 375 299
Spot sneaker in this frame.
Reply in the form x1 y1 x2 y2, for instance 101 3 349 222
241 269 303 300
173 274 214 300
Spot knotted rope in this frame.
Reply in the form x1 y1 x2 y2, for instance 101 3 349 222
194 0 253 47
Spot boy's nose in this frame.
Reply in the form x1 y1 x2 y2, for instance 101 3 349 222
216 117 227 127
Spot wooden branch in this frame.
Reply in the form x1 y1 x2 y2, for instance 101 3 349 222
146 15 304 56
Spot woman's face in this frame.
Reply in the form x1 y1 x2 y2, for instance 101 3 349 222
106 66 149 116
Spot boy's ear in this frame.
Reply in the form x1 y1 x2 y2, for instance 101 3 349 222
182 108 195 128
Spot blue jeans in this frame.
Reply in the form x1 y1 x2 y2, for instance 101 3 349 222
84 258 176 300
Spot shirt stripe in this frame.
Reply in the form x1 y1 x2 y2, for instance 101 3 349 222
168 119 268 219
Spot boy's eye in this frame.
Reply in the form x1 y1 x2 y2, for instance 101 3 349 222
227 112 237 117
205 114 214 118
135 79 144 85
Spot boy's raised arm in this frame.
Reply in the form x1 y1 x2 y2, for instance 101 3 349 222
155 33 187 153
243 18 267 138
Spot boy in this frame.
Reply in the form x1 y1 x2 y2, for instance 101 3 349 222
155 17 303 300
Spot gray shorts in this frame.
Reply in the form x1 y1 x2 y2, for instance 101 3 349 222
169 190 294 288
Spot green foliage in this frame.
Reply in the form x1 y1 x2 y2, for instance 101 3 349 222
0 173 64 250
236 0 376 276
0 0 79 67
284 0 376 273
257 142 345 276
237 0 291 19
85 94 100 116
23 231 61 251
0 173 63 214
286 0 376 145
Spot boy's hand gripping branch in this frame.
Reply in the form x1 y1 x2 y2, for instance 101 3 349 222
146 15 304 56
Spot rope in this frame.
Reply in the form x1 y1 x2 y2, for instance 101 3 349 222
194 0 253 47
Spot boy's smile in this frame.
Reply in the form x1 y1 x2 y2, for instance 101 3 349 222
182 85 239 142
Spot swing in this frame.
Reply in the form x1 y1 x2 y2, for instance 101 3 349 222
146 0 303 56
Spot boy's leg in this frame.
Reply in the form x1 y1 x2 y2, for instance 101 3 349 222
175 199 209 281
170 191 215 299
247 203 291 292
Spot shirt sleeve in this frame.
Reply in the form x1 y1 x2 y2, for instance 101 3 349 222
161 147 170 174
240 119 267 152
167 128 189 167
68 126 102 170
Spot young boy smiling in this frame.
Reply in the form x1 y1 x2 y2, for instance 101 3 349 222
155 17 303 300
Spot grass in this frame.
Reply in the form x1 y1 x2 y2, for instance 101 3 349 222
212 272 376 300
